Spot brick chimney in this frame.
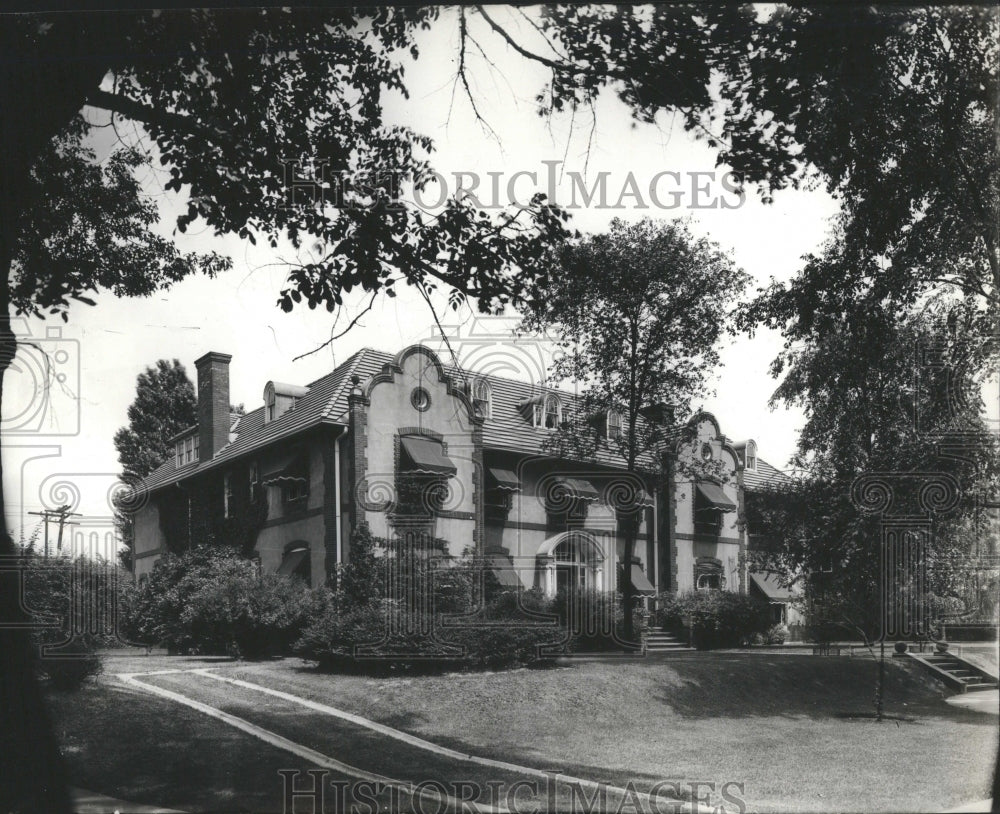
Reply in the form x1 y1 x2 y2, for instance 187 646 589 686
195 351 232 462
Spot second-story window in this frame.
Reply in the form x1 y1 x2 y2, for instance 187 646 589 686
282 454 310 507
284 478 308 505
249 462 258 500
176 441 184 467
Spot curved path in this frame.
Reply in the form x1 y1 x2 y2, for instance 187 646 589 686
120 667 709 813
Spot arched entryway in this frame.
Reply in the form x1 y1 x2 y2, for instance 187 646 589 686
536 531 606 596
277 541 312 585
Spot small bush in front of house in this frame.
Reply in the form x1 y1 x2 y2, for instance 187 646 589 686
295 589 563 673
552 588 630 652
443 590 564 668
293 596 387 671
680 590 772 649
653 592 687 634
764 623 789 645
754 623 789 646
123 548 315 658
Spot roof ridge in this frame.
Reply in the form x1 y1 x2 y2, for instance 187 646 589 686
319 347 375 421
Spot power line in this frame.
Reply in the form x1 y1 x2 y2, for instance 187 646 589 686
26 505 82 559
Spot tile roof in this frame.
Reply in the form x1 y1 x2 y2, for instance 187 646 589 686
743 457 794 491
137 344 768 496
139 348 379 494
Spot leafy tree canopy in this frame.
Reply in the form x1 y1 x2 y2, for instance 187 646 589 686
748 297 1000 639
113 359 196 479
522 217 749 471
522 217 748 641
541 6 997 314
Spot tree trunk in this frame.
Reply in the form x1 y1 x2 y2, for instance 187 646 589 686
0 234 73 812
621 514 638 649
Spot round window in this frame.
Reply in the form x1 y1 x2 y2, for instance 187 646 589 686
411 387 431 412
701 443 713 461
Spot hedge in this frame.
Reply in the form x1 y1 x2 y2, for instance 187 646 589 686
655 590 771 649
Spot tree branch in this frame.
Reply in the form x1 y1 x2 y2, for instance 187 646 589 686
292 290 378 362
474 6 565 70
86 89 232 146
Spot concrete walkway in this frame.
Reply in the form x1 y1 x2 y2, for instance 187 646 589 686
945 688 999 715
938 689 996 813
71 787 183 814
942 798 993 813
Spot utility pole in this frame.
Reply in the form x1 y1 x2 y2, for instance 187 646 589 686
26 505 81 558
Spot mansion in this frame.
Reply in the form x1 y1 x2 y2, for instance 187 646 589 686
132 345 792 606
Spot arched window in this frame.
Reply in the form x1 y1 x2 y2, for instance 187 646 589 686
472 378 492 419
278 542 311 585
745 440 757 471
552 534 602 593
607 410 623 441
264 383 276 423
543 394 561 429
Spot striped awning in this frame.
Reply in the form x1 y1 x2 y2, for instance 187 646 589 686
487 467 520 491
486 554 521 588
277 548 308 576
262 452 308 485
629 564 656 596
400 436 456 476
696 481 737 512
554 476 600 502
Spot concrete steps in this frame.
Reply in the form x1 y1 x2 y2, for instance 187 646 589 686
908 650 999 693
645 628 694 654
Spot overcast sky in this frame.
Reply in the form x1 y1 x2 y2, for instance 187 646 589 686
4 8 847 546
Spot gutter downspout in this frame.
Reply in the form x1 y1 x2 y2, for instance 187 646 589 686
334 426 346 567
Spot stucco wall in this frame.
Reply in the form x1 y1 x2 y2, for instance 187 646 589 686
254 439 328 587
360 348 477 559
132 500 164 580
672 416 743 593
256 514 326 585
496 455 653 592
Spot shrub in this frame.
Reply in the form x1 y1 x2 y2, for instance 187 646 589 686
295 589 564 672
19 550 126 690
654 592 687 633
754 623 789 646
765 623 789 645
553 588 630 652
294 597 390 671
123 548 315 657
683 590 771 649
653 590 771 649
443 591 563 668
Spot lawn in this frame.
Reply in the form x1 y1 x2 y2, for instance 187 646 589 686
229 652 997 813
45 655 376 813
42 651 997 813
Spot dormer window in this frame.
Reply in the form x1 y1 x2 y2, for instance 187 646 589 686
607 410 623 441
524 393 563 429
263 381 309 424
472 378 492 419
745 440 757 471
175 434 199 468
543 394 561 429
